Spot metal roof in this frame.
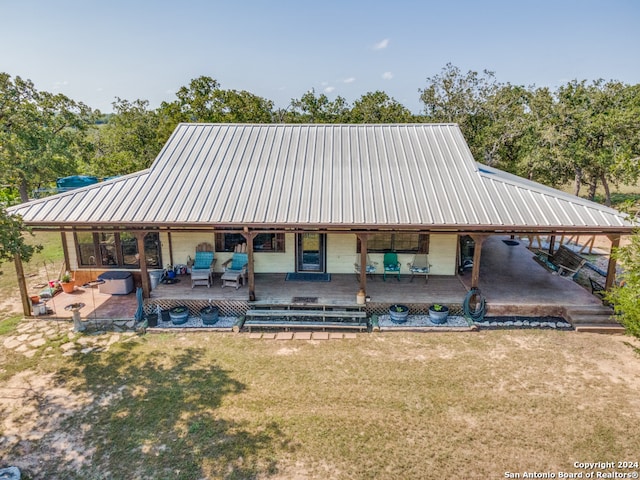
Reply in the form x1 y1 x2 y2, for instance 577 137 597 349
8 123 634 232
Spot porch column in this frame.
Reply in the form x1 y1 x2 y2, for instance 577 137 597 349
14 253 32 317
167 231 174 267
242 231 256 301
548 235 556 255
134 232 151 299
61 231 71 272
605 234 620 291
469 234 488 289
356 233 368 294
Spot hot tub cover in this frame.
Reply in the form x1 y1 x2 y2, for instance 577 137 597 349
98 271 133 280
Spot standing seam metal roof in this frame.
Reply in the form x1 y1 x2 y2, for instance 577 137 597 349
8 123 633 231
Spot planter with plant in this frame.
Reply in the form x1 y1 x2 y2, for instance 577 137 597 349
60 271 75 294
200 305 219 325
389 304 409 323
169 305 190 325
428 304 449 324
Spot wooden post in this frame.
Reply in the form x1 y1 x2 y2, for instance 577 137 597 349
135 232 151 299
605 234 620 291
469 234 488 289
61 231 71 272
167 231 174 267
243 231 256 301
357 233 368 294
14 253 32 317
548 235 556 255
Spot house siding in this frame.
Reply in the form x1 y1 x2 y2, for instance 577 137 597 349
68 231 458 276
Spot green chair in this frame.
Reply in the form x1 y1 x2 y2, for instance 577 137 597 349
383 252 401 281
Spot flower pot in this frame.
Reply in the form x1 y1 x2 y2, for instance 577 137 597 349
147 313 158 327
160 309 171 322
428 305 449 324
61 281 75 294
389 304 409 323
169 306 189 325
200 306 219 325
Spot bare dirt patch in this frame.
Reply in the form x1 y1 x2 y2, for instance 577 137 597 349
0 370 94 473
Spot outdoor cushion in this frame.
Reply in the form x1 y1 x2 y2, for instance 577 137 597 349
193 251 214 269
230 253 248 271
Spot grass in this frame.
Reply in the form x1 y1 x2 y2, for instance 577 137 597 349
0 231 63 318
1 328 640 479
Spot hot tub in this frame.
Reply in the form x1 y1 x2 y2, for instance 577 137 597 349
98 271 134 295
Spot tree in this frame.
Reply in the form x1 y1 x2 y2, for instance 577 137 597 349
283 89 349 123
90 98 162 176
607 230 640 338
0 205 40 275
0 73 95 202
347 91 413 123
548 80 640 205
157 76 274 140
420 64 535 171
420 64 504 160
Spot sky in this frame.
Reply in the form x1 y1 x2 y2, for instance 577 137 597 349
1 0 639 114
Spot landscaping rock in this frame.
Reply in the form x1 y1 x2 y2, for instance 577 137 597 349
3 337 21 349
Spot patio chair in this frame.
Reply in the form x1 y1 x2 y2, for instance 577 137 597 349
221 252 248 289
407 254 431 283
354 255 378 280
383 252 401 281
190 242 216 288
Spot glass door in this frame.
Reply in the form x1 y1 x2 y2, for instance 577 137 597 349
297 233 325 272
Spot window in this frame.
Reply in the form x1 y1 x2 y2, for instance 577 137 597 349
75 232 161 268
215 233 285 253
77 232 97 266
357 233 429 254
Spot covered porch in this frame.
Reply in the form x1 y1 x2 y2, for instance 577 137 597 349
39 235 607 322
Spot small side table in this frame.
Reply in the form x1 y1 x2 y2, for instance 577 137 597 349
221 271 242 289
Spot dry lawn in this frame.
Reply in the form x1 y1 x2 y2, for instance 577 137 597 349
1 326 639 479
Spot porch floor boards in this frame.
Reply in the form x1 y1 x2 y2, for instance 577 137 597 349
149 273 468 306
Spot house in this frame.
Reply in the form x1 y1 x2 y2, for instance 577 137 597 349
8 123 635 318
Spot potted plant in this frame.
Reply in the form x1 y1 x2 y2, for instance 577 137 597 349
389 304 409 323
169 305 190 325
200 305 219 325
428 304 449 324
60 271 75 294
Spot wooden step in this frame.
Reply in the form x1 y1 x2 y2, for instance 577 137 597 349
564 305 613 316
566 314 617 325
563 304 624 334
244 320 368 332
574 324 626 334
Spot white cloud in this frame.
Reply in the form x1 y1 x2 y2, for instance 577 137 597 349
324 86 335 93
382 71 393 80
343 77 356 84
52 80 69 91
373 38 389 50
